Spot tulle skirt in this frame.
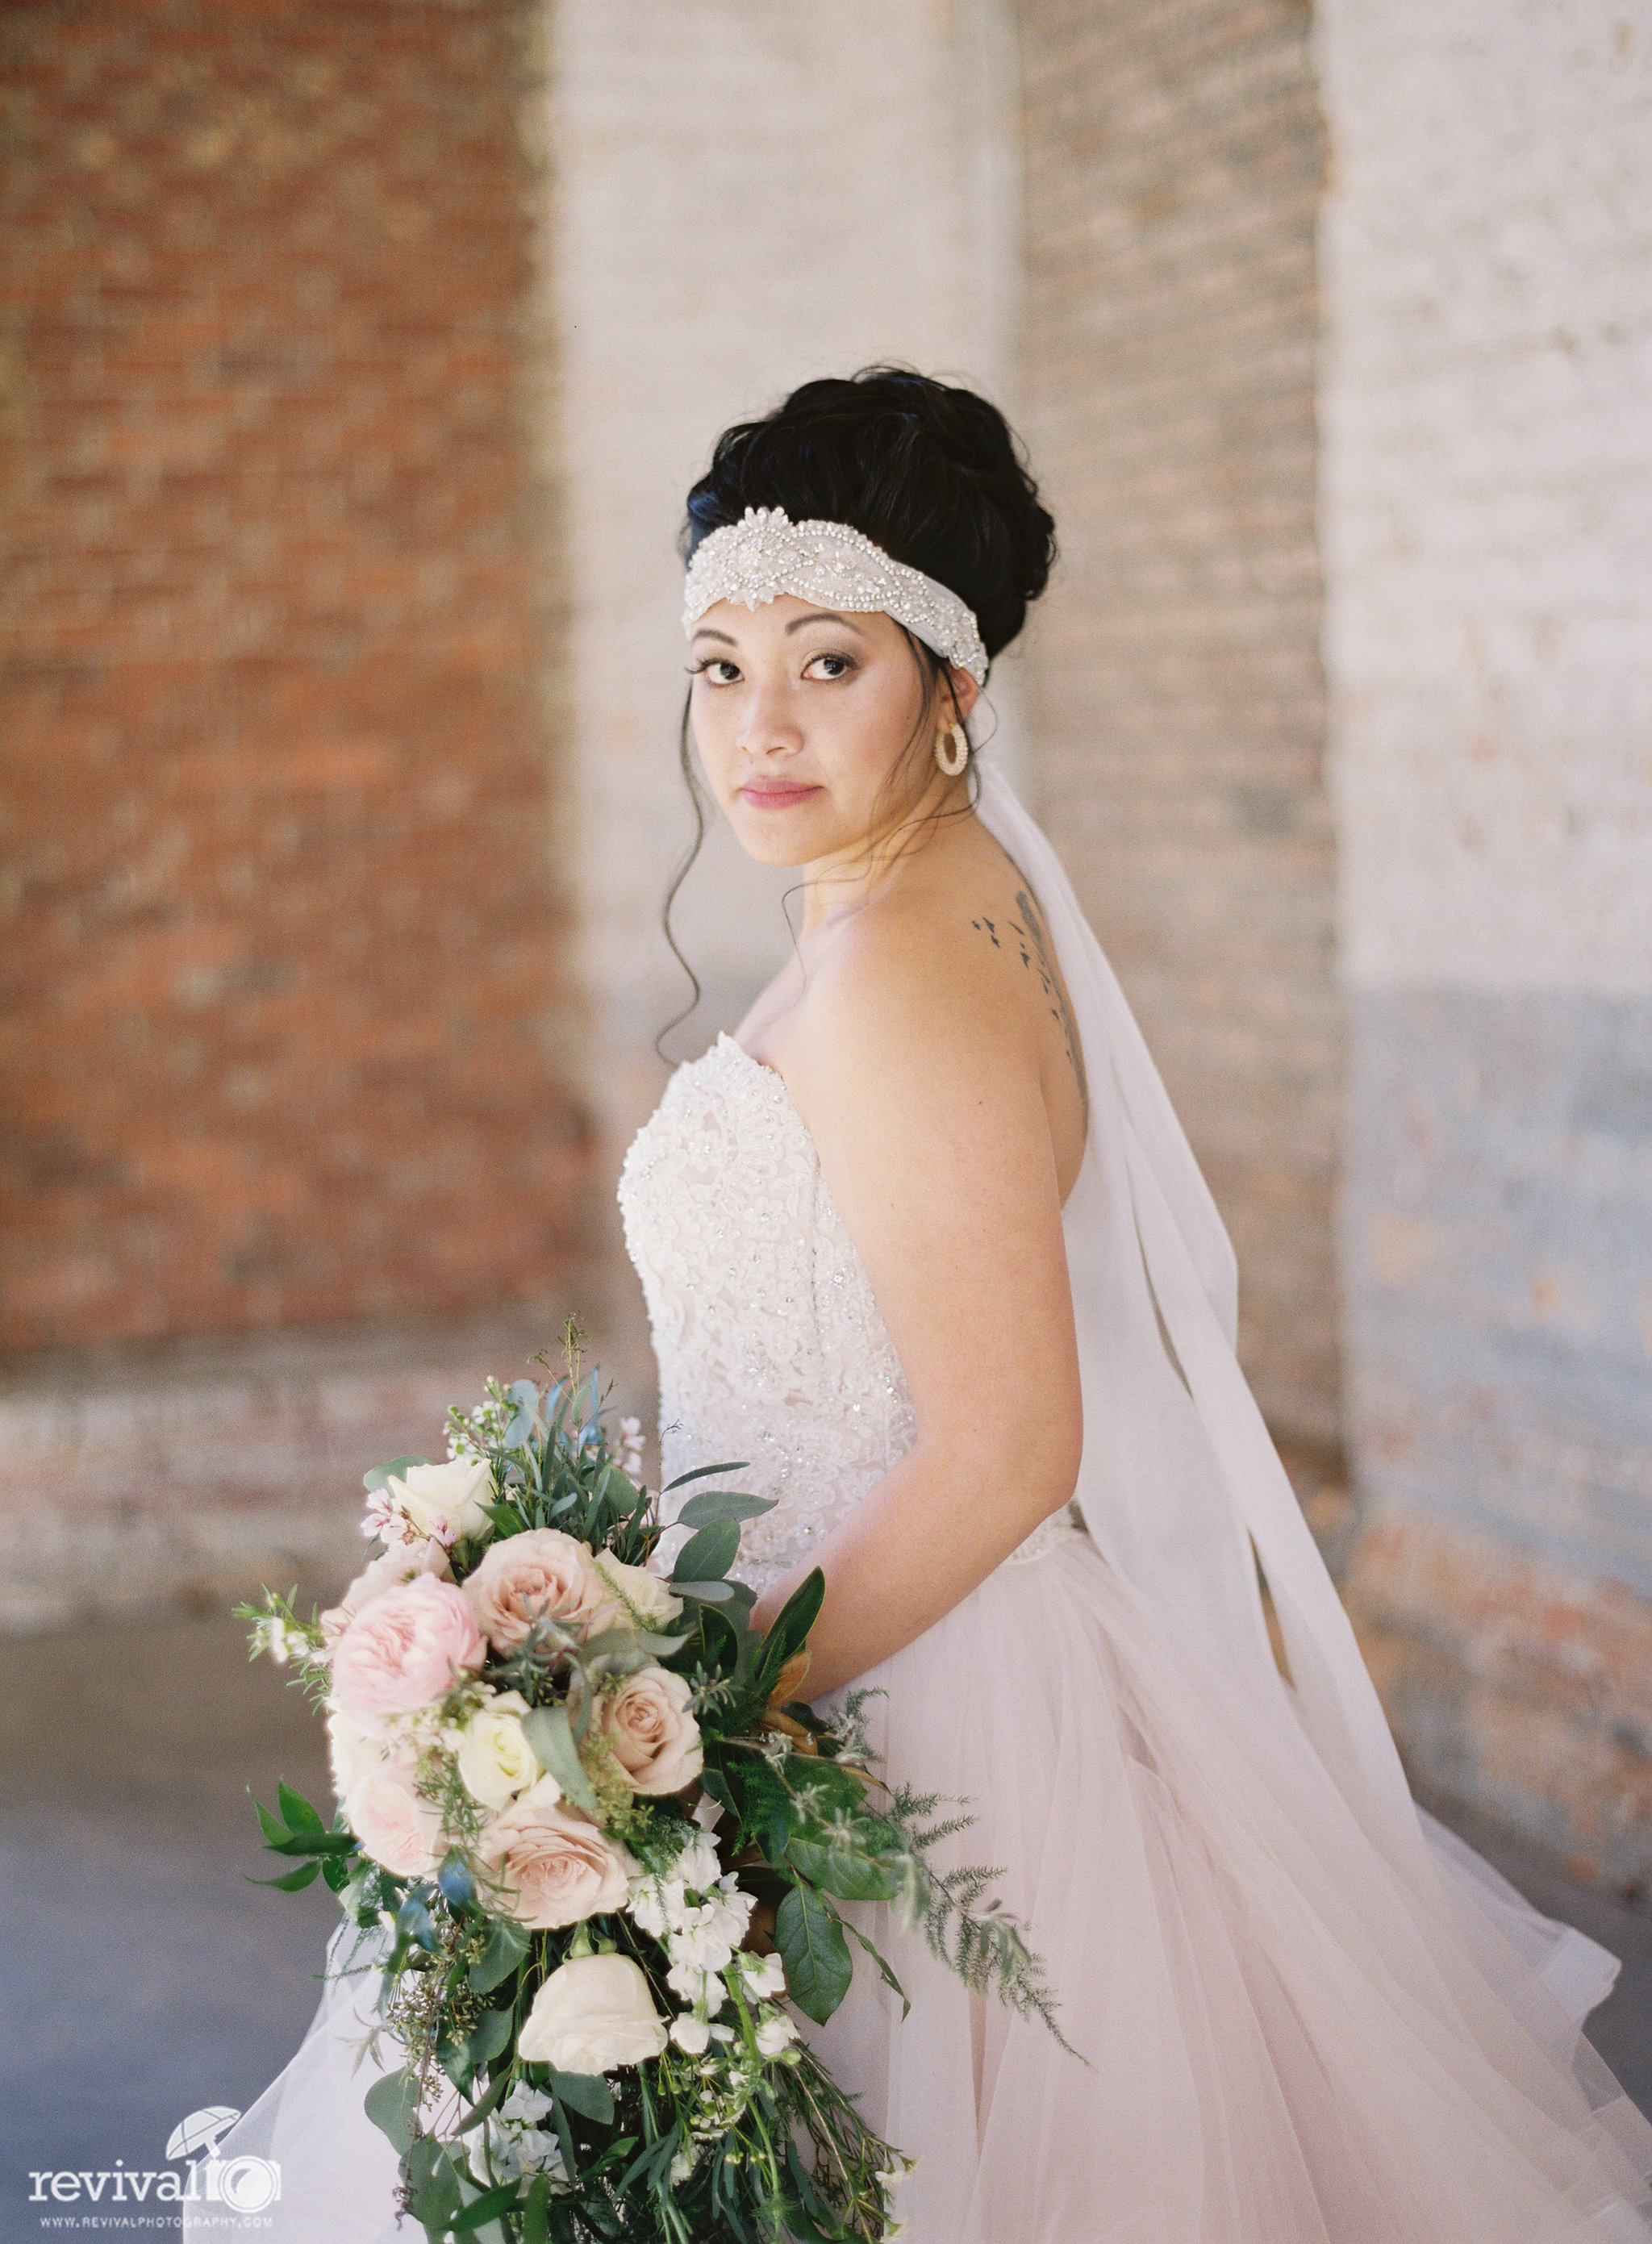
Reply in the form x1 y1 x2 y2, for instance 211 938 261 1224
807 1523 1652 2242
195 1525 1652 2242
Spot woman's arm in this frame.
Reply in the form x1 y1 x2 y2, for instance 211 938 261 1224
747 907 1084 1696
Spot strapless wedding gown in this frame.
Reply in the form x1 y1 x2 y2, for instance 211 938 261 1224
616 1027 1652 2244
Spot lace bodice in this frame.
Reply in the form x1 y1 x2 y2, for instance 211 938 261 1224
617 1031 1079 1593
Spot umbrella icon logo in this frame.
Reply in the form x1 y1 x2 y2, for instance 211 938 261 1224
167 2106 282 2213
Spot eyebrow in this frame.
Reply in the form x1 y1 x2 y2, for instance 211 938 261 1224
689 610 870 647
785 609 867 636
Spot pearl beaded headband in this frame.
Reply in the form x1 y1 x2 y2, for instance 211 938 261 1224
682 506 989 687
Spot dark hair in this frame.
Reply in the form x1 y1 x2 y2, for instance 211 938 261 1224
682 366 1056 658
658 366 1057 1056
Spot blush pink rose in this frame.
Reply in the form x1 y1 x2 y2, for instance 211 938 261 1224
319 1538 453 1649
599 1666 703 1796
346 1764 444 1878
329 1574 486 1725
474 1779 636 1928
463 1529 619 1654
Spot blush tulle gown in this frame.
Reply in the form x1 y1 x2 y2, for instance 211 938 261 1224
196 757 1652 2242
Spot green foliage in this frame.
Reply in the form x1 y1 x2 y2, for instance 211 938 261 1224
240 1340 1070 2244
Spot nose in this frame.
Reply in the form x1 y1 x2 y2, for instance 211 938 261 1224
734 673 802 756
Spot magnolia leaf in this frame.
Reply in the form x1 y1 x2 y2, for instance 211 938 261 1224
774 1884 853 2025
785 1833 902 1903
520 1702 603 1821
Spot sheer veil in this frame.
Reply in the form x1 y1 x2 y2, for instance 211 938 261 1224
970 749 1627 2021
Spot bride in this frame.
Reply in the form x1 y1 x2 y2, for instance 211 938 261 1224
619 367 1652 2240
201 368 1652 2241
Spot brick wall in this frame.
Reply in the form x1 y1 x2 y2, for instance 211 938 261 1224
1015 0 1338 1450
1320 0 1652 1876
1 0 592 1355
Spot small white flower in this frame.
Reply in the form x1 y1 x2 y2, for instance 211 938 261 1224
690 1791 725 1833
754 2008 798 2058
669 2013 710 2054
732 1949 786 2000
669 2144 698 2185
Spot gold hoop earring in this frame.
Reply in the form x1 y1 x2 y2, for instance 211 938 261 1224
934 720 969 777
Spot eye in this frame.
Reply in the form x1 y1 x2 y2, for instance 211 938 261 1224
803 650 857 681
690 657 741 686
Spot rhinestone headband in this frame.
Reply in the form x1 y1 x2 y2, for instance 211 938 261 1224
682 506 988 686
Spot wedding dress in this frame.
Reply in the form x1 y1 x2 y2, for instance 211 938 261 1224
198 755 1652 2242
615 755 1652 2241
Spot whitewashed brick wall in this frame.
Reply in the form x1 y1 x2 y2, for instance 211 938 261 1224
538 0 1024 1151
1319 0 1652 1869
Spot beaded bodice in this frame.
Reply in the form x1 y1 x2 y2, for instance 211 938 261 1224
617 1031 1080 1594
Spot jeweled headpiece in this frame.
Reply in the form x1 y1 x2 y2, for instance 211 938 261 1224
682 507 989 686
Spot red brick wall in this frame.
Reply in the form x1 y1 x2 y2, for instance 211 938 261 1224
1 0 593 1352
1016 0 1338 1448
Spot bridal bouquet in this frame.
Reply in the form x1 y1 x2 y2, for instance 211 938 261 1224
241 1330 1061 2244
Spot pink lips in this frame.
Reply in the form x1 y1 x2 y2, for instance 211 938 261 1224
740 782 820 809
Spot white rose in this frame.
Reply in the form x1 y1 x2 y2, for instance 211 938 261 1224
327 1708 387 1800
386 1458 495 1546
457 1689 543 1808
518 1953 668 2072
591 1553 682 1629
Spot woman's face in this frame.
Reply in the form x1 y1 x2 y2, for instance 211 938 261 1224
686 594 978 870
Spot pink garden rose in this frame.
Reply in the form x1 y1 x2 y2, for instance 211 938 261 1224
599 1666 703 1796
474 1778 636 1928
345 1764 444 1878
319 1538 453 1649
463 1529 620 1654
329 1574 486 1725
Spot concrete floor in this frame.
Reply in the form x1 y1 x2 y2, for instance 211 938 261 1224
2 1612 1648 2243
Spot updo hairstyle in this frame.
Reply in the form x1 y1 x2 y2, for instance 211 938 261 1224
660 367 1057 1053
682 365 1056 672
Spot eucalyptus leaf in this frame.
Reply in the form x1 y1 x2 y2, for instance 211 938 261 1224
465 2005 514 2067
547 2067 615 2124
437 1854 476 1911
661 1458 748 1493
456 2065 513 2134
520 1702 603 1821
671 1517 740 1582
774 1884 853 2024
674 1489 777 1529
670 1579 736 1603
364 2069 420 2154
468 1917 531 1993
362 1454 427 1494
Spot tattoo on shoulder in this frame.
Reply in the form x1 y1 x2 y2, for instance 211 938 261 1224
969 891 1090 1120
